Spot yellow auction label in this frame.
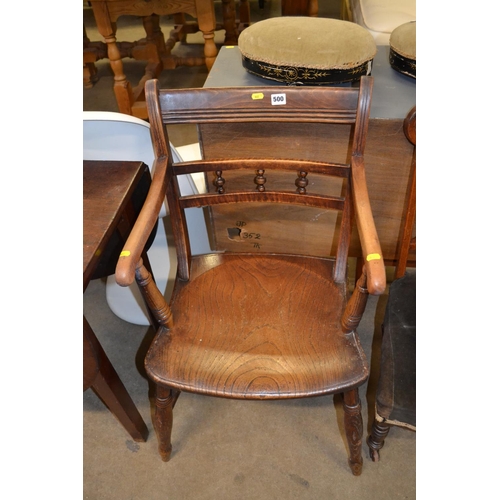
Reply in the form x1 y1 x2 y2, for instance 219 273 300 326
366 253 381 262
120 250 131 257
251 93 264 100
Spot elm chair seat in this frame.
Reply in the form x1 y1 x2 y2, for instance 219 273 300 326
146 254 368 398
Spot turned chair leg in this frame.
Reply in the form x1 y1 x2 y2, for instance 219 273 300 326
367 419 391 462
153 385 177 461
342 389 363 475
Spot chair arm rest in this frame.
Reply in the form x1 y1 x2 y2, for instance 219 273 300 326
115 156 168 287
351 156 386 295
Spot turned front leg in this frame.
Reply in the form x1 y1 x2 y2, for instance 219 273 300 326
342 389 364 476
154 385 175 461
367 419 391 462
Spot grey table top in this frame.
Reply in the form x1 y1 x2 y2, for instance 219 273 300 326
204 45 416 120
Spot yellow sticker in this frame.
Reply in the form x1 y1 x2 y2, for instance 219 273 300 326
251 93 264 100
120 250 131 257
366 253 381 262
225 46 235 49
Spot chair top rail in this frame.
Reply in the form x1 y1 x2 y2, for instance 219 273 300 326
158 86 360 125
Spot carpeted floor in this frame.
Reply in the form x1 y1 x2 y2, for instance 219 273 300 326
83 2 416 498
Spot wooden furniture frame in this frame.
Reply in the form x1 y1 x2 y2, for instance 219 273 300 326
83 159 152 442
395 106 416 278
116 77 385 475
281 0 318 16
366 106 416 461
84 0 219 118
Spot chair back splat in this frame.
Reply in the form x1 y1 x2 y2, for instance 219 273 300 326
115 76 385 476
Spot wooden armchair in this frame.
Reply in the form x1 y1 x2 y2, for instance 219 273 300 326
116 76 386 475
367 106 416 461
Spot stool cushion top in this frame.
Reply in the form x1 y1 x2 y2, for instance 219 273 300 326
390 21 416 60
389 21 416 78
239 17 376 70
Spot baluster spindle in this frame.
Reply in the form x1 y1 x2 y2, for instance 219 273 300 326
295 171 308 194
214 170 225 194
254 169 266 192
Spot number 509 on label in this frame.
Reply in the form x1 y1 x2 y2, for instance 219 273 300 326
271 93 286 105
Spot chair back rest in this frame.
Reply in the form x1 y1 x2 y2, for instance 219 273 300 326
395 105 416 278
145 77 373 282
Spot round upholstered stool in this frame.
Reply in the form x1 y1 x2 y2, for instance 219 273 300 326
238 17 376 85
389 21 416 78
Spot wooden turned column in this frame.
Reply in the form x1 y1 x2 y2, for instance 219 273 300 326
367 419 391 462
83 24 98 88
143 14 168 63
195 0 217 70
134 258 174 330
342 266 369 333
342 389 363 475
91 2 134 115
154 385 175 461
239 0 250 27
221 0 238 45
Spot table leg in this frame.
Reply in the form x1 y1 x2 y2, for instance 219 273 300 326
83 316 148 442
239 0 251 28
91 2 134 115
195 0 217 70
83 25 99 89
221 0 238 45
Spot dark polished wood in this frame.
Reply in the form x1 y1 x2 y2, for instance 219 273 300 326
366 107 416 461
281 0 318 16
83 159 149 442
395 105 416 278
116 78 385 474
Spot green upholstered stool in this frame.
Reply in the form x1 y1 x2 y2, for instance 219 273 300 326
238 17 377 85
389 21 416 79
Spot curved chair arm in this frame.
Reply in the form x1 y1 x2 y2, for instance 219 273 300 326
115 156 169 286
351 156 386 295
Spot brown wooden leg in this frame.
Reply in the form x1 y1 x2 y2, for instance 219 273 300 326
154 385 176 461
92 3 134 115
84 316 148 442
83 24 99 89
221 0 238 45
173 13 188 43
195 0 218 70
342 389 363 476
367 419 391 462
239 0 251 29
